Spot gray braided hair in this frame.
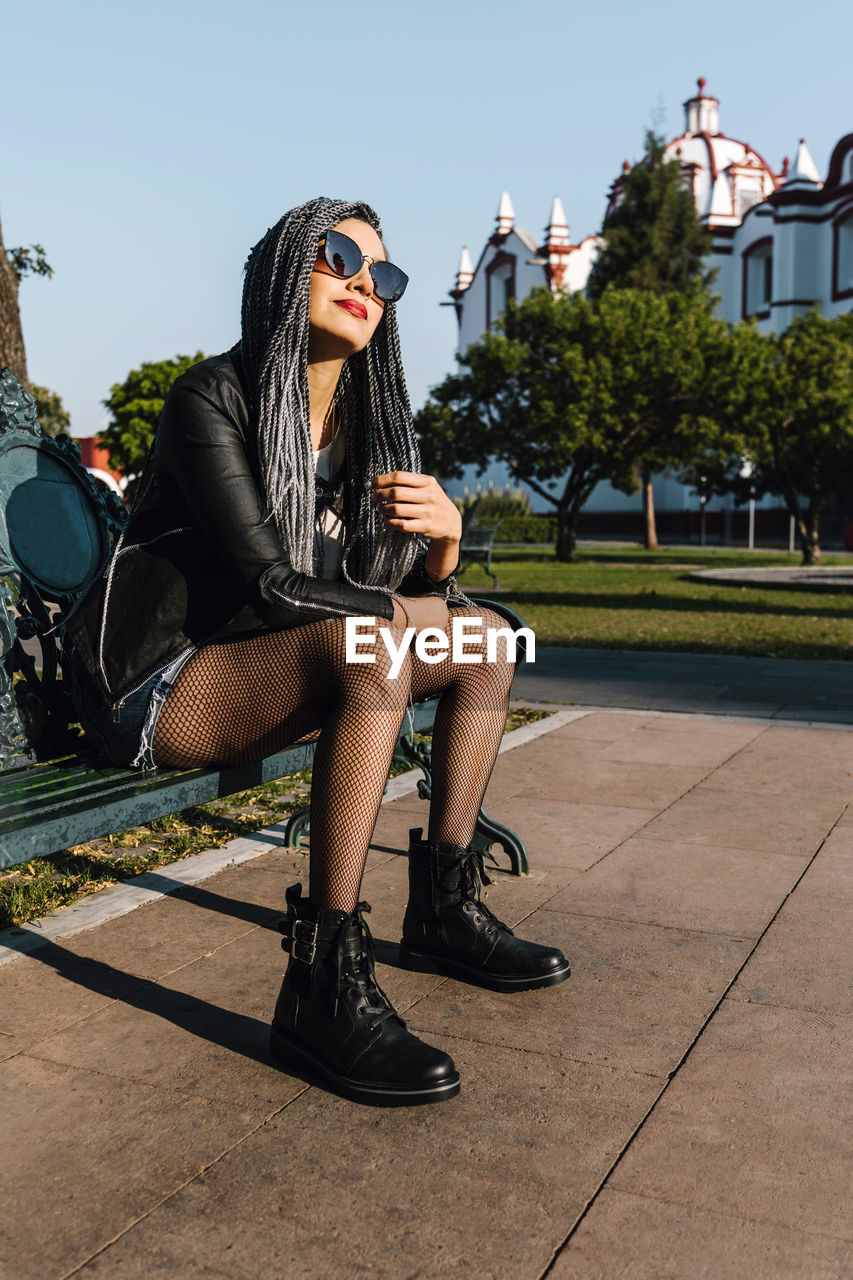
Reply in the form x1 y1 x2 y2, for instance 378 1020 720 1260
239 196 424 596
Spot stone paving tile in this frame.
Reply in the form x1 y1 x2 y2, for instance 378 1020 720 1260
56 885 277 983
728 833 853 1016
609 1000 853 1240
488 755 710 809
404 910 751 1079
27 927 303 1106
544 710 651 741
0 946 144 1059
477 796 661 873
697 728 853 800
641 788 845 856
380 792 596 877
0 1052 274 1280
74 1039 662 1280
542 836 808 937
550 1187 853 1279
597 723 764 769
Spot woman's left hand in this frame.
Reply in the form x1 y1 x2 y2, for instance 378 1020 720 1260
370 472 462 544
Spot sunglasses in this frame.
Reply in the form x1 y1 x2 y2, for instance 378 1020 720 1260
316 227 409 303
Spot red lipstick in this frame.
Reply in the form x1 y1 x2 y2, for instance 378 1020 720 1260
335 299 368 320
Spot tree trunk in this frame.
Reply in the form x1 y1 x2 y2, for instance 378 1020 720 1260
642 470 658 549
555 506 576 562
797 514 822 566
0 216 28 383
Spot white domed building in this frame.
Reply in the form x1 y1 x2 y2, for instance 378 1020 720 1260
443 81 853 543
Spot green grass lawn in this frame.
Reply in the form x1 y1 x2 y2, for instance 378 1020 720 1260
457 545 853 662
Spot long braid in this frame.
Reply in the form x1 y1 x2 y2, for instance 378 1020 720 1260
239 197 422 598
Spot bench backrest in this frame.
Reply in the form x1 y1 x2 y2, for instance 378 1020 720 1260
0 369 126 769
460 498 503 550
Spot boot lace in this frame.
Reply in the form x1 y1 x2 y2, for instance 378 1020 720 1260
335 901 400 1030
443 848 510 935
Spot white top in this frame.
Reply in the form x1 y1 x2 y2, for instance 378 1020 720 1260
312 431 345 580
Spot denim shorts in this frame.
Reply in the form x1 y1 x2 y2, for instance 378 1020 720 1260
69 648 198 771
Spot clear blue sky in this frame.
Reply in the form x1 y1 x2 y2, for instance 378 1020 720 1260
5 0 851 436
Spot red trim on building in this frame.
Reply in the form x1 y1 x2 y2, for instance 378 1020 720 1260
826 135 853 188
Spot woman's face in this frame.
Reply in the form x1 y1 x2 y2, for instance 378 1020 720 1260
308 217 387 360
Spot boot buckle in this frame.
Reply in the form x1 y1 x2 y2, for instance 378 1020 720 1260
279 915 319 964
292 919 319 964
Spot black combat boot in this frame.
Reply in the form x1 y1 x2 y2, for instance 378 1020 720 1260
399 827 571 992
270 882 460 1106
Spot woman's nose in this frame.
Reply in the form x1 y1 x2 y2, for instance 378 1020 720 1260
349 261 374 297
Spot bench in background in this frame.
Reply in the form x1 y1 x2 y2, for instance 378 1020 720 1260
458 498 503 590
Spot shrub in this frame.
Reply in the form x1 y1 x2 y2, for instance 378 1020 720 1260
453 484 532 521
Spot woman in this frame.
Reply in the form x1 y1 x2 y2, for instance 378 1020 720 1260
65 197 570 1107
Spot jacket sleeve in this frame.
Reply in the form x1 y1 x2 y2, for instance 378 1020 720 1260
156 380 397 630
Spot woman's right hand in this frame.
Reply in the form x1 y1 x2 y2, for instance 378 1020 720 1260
391 595 450 634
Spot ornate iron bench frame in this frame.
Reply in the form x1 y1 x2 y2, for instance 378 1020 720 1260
0 371 530 877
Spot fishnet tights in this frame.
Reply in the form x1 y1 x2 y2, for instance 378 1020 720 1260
152 605 514 911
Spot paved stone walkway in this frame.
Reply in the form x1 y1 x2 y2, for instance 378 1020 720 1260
691 566 853 592
1 693 850 1278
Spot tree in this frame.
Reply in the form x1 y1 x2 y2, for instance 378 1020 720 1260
416 286 723 561
697 312 853 565
0 218 32 383
101 353 208 487
588 129 715 299
0 229 54 384
30 385 70 438
588 128 716 546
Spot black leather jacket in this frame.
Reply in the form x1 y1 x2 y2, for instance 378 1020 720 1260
65 349 460 707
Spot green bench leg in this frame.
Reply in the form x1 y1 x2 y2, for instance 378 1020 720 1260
457 552 500 591
283 731 528 877
468 805 528 876
483 548 500 590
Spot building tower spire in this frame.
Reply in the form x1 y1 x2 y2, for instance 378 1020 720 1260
683 76 720 135
495 191 515 237
542 196 572 289
454 245 474 293
786 138 822 185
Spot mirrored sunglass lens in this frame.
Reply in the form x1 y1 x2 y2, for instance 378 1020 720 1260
371 262 408 302
324 228 363 278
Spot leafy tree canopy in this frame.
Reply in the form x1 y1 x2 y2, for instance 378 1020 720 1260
101 352 208 481
416 285 725 560
31 385 70 438
692 310 853 564
588 129 716 299
7 244 54 283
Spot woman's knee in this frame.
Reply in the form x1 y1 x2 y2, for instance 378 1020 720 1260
338 619 413 704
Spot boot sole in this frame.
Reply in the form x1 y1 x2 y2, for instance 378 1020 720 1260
270 1025 460 1107
398 943 572 992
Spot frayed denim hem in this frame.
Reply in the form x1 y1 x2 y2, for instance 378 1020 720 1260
129 647 198 772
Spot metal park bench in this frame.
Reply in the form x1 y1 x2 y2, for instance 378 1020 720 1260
0 371 530 879
458 499 503 590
